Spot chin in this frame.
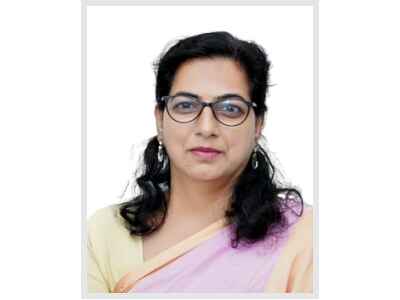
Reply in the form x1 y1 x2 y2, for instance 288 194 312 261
172 161 230 182
191 174 222 182
187 168 226 182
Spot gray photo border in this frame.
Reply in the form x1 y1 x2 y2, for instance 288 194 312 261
81 0 319 298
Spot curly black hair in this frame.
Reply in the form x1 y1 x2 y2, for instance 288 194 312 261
119 31 303 248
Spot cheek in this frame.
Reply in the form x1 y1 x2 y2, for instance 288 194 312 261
162 121 189 156
227 129 256 161
236 119 256 146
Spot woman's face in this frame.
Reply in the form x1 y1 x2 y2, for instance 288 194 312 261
155 57 263 183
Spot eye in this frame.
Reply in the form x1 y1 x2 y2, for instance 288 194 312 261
223 104 241 113
176 102 194 109
170 97 200 114
215 100 246 118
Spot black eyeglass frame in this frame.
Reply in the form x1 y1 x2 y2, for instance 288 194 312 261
160 95 258 127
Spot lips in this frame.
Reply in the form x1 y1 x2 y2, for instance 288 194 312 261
191 147 221 153
190 147 222 160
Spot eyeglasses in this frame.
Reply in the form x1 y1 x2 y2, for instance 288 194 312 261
161 93 257 127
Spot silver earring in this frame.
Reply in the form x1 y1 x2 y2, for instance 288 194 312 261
251 145 259 169
157 140 164 163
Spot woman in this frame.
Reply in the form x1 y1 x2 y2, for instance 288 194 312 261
87 31 313 293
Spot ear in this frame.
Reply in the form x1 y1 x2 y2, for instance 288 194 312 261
154 106 163 137
255 117 264 140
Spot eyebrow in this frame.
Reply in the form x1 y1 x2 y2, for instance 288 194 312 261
172 91 247 101
216 93 247 101
172 91 200 99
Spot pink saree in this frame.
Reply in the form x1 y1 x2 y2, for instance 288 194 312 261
113 204 312 293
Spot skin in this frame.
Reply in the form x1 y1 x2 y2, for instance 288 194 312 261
154 57 264 227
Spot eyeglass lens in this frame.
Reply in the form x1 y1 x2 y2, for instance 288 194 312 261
166 96 250 126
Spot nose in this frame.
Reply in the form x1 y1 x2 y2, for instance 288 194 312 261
195 106 219 137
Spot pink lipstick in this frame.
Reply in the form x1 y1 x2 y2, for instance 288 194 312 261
190 147 222 160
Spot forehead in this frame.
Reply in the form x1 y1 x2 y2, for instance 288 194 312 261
170 57 250 100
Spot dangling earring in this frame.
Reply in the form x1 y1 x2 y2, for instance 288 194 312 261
251 145 259 169
157 140 164 163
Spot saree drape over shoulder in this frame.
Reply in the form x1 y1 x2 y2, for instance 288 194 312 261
87 203 313 294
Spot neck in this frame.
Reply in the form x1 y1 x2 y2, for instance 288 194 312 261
166 168 237 225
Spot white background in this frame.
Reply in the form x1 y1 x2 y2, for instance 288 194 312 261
87 5 314 216
1 0 400 299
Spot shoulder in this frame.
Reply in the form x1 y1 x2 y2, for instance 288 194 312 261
87 204 142 293
264 203 313 293
87 204 129 243
275 196 313 249
88 203 119 221
295 205 313 238
88 204 119 228
290 204 313 230
278 191 313 237
285 204 313 252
